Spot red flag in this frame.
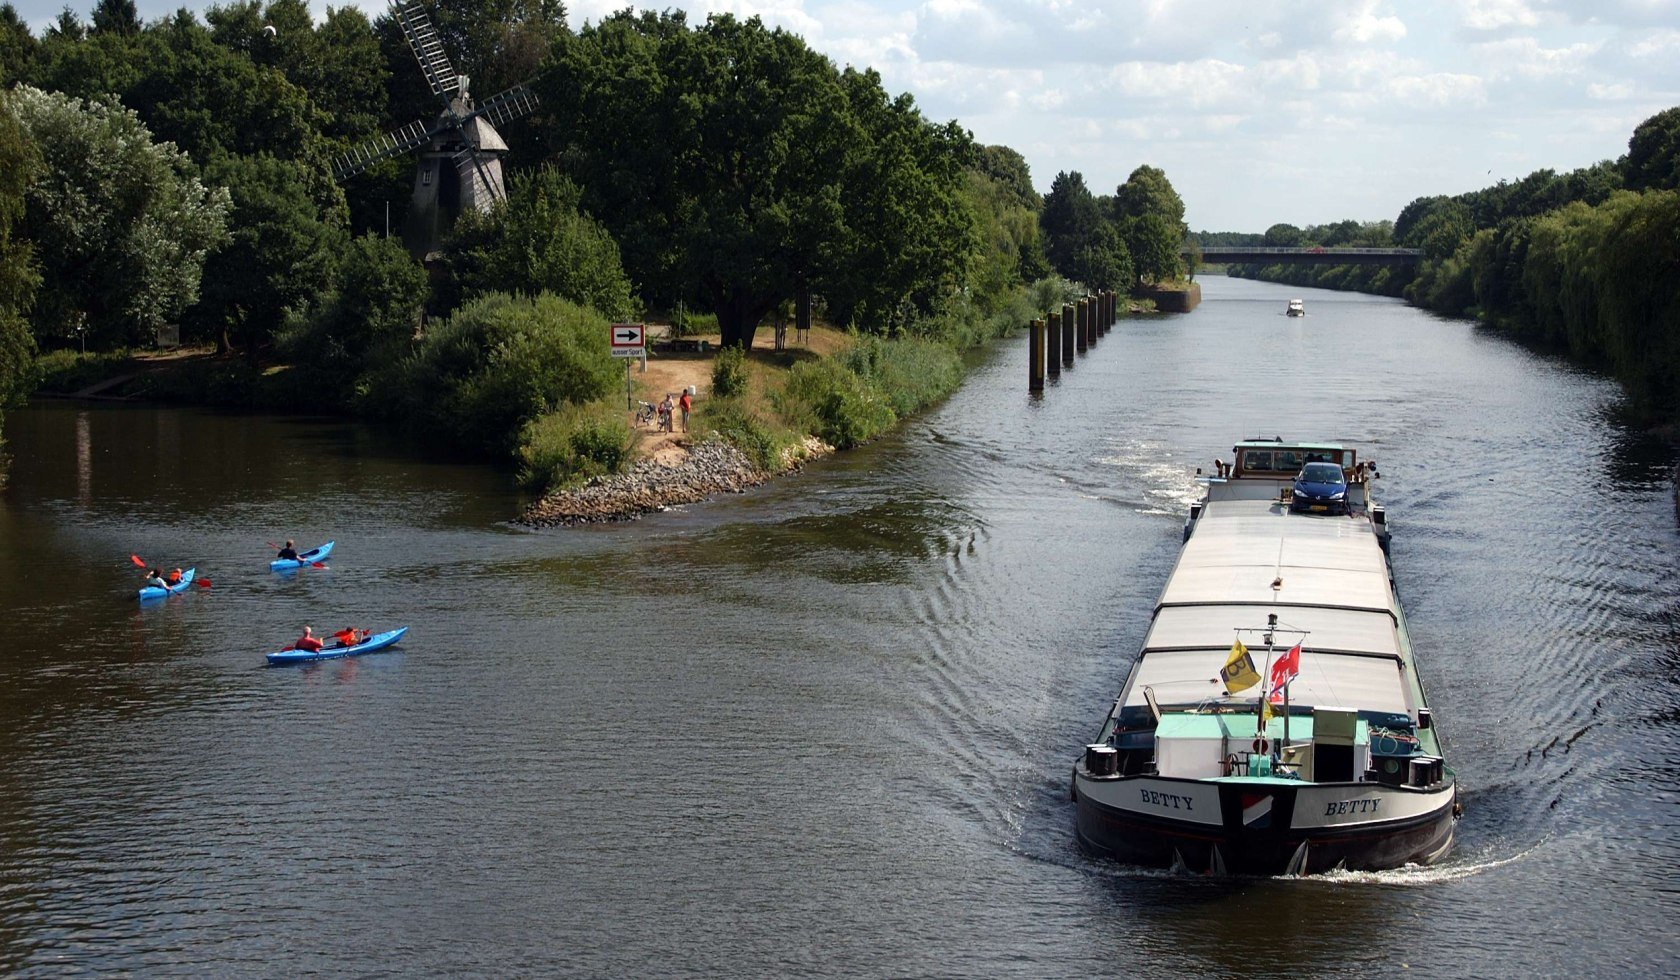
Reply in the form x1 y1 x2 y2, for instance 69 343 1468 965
1268 642 1302 703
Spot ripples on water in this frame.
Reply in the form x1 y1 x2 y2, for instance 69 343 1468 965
2 277 1677 975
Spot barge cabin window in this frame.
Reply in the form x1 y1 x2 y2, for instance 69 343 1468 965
1234 441 1355 478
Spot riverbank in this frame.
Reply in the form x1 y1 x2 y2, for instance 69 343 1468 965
518 435 831 527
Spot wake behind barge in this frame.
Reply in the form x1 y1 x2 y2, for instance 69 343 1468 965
1072 439 1457 875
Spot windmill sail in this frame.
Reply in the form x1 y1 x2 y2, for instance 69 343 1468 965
393 1 460 100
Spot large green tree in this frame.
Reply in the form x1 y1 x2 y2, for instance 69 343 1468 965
189 153 340 356
1111 164 1186 284
0 4 37 84
539 11 972 346
1624 105 1680 192
9 85 229 349
442 165 635 318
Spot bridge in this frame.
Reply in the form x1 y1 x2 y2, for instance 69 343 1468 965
1187 246 1422 266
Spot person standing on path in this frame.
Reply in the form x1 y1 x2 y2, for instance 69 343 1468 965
679 389 692 432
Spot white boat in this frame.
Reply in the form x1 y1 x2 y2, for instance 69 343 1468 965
1286 298 1305 316
1071 438 1457 875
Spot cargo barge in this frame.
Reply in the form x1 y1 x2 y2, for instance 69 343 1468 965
1071 439 1457 875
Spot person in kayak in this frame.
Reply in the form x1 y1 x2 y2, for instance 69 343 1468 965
166 567 183 585
276 540 299 562
332 627 365 648
294 627 324 653
143 568 168 590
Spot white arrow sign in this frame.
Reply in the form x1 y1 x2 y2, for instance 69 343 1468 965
610 324 645 348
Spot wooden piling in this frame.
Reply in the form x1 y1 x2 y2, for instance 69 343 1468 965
1029 318 1045 391
1078 298 1090 349
1047 312 1061 377
1066 303 1081 357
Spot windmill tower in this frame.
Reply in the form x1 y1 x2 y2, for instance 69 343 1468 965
333 1 539 259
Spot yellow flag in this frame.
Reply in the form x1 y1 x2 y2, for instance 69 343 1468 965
1220 639 1261 694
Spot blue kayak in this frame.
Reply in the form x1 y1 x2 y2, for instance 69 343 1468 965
270 541 334 571
266 626 408 666
138 567 195 601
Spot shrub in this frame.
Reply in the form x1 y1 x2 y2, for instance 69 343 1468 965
31 349 132 394
779 357 895 450
839 335 963 417
669 309 718 339
361 292 620 456
711 344 747 397
702 396 798 471
517 401 634 490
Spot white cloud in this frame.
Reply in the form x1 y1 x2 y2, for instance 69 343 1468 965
1381 73 1488 108
1332 2 1407 44
1586 81 1636 99
1471 37 1599 81
1460 0 1542 31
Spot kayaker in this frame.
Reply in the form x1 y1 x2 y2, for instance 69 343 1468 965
166 567 183 585
294 627 324 653
276 540 299 562
332 627 364 648
143 568 168 590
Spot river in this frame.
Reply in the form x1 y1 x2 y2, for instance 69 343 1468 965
1 275 1676 976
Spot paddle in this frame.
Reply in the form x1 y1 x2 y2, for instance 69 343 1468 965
129 554 146 567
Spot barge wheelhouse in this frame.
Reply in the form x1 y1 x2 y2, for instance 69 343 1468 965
1072 439 1456 875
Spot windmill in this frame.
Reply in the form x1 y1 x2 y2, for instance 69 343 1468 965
332 1 539 259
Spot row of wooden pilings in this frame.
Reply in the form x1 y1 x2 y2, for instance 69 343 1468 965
1027 290 1121 392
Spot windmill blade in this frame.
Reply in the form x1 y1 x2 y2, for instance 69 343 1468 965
392 1 461 102
474 84 540 127
333 116 446 181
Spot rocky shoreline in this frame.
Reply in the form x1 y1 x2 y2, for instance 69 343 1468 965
518 438 822 528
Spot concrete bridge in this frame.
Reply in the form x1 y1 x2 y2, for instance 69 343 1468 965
1187 246 1422 266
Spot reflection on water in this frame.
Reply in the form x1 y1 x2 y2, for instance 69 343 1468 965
1 276 1677 975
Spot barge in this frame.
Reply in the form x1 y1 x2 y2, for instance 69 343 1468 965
1072 439 1457 875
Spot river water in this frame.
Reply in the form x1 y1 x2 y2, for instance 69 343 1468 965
1 276 1676 976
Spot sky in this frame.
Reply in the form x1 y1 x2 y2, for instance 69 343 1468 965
14 0 1680 231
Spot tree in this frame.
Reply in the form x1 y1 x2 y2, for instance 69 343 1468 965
0 89 40 466
90 0 140 36
1624 105 1680 192
1110 165 1186 284
442 166 634 319
824 68 978 331
189 153 339 356
282 232 426 396
0 4 38 85
8 85 229 349
539 11 972 347
1039 170 1103 276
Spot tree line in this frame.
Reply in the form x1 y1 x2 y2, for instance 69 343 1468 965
1205 106 1680 418
0 0 1190 481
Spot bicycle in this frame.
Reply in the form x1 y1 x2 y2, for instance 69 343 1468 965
633 400 656 426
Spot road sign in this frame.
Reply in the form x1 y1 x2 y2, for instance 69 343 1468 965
610 323 645 348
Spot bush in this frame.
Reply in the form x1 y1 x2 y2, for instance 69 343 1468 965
779 357 895 450
711 344 748 397
669 309 717 339
517 401 634 490
839 335 963 417
702 396 798 471
31 348 132 393
361 292 620 456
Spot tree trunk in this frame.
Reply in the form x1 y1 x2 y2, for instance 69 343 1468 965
712 286 771 350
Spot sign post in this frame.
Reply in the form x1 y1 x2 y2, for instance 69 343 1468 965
610 323 646 409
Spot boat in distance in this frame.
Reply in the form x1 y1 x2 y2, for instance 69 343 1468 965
1286 298 1305 316
266 627 408 666
1071 439 1457 875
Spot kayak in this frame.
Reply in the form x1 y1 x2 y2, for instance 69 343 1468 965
138 567 195 601
270 541 334 571
266 626 408 666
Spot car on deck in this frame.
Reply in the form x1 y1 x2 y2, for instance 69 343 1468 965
1290 461 1349 514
